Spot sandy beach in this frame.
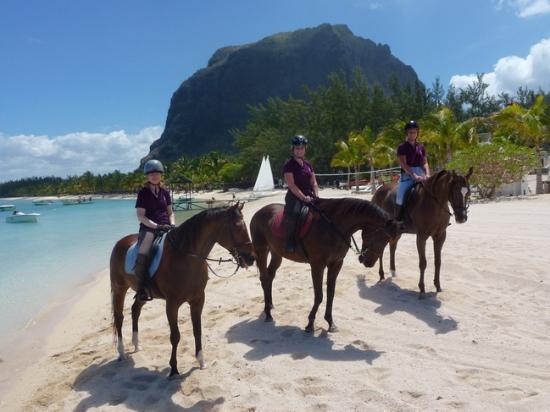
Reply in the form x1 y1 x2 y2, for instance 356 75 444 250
1 187 549 411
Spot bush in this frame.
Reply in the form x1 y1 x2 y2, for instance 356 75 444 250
447 141 538 198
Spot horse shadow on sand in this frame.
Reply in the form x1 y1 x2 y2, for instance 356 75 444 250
356 275 458 335
72 357 224 412
225 317 383 364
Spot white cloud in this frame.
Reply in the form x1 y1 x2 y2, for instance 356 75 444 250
0 126 162 182
495 0 550 17
450 37 550 96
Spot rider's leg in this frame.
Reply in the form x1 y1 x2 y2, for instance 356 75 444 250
135 230 155 301
284 193 301 253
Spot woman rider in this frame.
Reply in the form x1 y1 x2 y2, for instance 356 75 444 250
395 120 431 220
134 159 175 301
282 135 319 252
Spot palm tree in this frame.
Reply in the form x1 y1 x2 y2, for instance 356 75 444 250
354 127 395 192
492 95 550 194
330 135 366 190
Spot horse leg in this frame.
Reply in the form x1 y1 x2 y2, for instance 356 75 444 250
389 238 398 277
111 284 128 360
416 235 428 298
261 250 282 322
131 299 146 352
190 292 206 369
433 231 447 292
305 264 325 333
324 260 343 332
378 248 385 281
165 300 181 377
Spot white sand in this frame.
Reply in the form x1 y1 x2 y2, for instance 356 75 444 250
1 188 549 411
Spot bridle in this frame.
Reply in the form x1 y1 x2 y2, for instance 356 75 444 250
419 175 470 219
168 210 253 279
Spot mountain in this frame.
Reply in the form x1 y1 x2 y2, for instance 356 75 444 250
145 23 420 163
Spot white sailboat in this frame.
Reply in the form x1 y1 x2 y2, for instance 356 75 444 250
253 155 275 192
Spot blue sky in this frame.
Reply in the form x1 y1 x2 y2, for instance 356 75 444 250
1 0 549 181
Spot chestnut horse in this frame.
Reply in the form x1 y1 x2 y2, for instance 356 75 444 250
364 168 473 297
110 203 255 377
250 197 402 333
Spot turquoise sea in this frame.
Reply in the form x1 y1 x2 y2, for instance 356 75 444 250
0 198 141 347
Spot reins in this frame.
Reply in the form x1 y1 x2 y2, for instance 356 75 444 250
308 202 362 255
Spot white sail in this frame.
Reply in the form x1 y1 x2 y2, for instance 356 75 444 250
253 156 274 192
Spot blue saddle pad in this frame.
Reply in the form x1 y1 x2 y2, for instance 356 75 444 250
124 233 167 278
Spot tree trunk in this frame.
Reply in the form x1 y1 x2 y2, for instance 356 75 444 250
535 145 542 194
370 165 376 193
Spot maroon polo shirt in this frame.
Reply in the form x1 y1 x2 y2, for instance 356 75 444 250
283 157 315 197
135 186 172 229
397 141 426 168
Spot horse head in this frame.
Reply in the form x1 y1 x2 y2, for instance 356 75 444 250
448 167 473 224
217 202 255 268
358 219 403 267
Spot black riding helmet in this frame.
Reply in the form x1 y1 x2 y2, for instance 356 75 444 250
291 135 309 146
143 159 165 174
404 120 419 131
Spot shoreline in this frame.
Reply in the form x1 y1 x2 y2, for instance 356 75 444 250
0 267 109 404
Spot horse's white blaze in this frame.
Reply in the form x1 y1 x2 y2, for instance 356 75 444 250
132 331 140 351
196 350 206 369
117 339 125 359
461 187 468 203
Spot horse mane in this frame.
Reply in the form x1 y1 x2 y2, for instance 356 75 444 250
167 206 235 252
316 197 390 221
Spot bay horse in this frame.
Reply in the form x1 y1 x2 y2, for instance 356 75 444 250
110 203 255 377
364 168 473 297
250 197 402 333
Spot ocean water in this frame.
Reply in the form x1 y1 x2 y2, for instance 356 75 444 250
0 198 141 346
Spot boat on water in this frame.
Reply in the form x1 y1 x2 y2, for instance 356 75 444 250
33 199 54 206
6 211 40 223
61 196 94 205
0 204 16 212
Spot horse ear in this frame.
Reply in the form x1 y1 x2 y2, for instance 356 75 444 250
466 167 473 179
238 201 244 211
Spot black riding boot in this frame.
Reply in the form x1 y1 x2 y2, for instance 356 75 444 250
394 204 404 221
284 215 297 253
134 253 153 301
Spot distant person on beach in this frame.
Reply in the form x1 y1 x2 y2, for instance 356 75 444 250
134 159 175 301
395 120 431 221
282 135 319 252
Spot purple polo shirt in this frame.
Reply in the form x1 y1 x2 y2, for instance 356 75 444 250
283 157 315 197
135 186 172 229
397 141 426 168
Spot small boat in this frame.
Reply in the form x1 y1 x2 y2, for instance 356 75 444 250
0 204 16 212
61 196 94 205
33 199 54 206
6 211 40 223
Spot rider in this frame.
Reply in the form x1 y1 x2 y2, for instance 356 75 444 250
395 120 431 221
282 135 319 252
134 159 175 301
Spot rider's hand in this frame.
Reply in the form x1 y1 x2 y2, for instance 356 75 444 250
303 195 312 203
156 224 173 232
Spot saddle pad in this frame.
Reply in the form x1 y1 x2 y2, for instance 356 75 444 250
124 233 167 278
271 209 313 239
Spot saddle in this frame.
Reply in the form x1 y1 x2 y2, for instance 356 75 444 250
271 205 313 239
124 233 167 278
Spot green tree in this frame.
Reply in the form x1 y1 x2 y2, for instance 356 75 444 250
492 95 550 193
447 140 538 199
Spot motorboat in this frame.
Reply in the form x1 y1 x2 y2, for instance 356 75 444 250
0 204 16 212
32 199 54 206
6 211 40 223
61 196 94 205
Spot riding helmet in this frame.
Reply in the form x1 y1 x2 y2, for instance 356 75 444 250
143 159 165 174
404 120 419 131
291 135 309 146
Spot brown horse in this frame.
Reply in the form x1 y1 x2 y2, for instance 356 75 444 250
250 197 402 333
364 168 473 297
110 203 255 377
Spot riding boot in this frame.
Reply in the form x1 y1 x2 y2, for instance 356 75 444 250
394 204 404 221
284 215 297 253
134 253 153 301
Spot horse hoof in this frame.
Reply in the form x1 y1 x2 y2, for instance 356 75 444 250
117 354 126 362
197 351 207 369
304 325 314 333
168 370 180 379
390 270 396 277
435 286 442 292
328 324 339 333
265 314 273 322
